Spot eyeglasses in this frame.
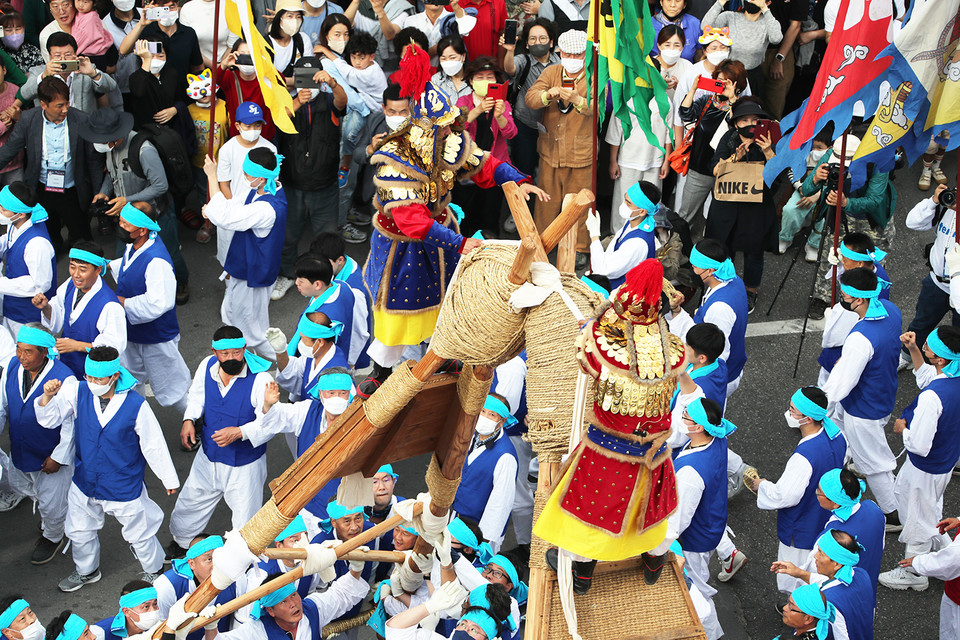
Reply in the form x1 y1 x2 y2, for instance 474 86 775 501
527 36 550 44
481 565 507 581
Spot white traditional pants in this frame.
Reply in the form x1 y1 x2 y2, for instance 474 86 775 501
895 459 952 556
776 542 812 594
222 277 273 361
65 482 165 574
941 595 960 640
8 464 72 542
170 450 267 548
122 339 191 412
509 434 535 546
831 404 897 513
0 448 13 492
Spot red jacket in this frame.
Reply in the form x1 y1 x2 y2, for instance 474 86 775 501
448 0 506 59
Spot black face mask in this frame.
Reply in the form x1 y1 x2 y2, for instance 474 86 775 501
715 93 729 103
117 226 136 244
220 358 245 375
528 43 550 58
738 125 756 139
744 2 762 13
921 350 934 366
839 298 855 312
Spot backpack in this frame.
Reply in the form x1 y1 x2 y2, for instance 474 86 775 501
507 54 533 110
127 123 196 202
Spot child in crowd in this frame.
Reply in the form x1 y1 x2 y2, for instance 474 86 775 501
186 69 228 243
72 0 118 71
778 128 833 258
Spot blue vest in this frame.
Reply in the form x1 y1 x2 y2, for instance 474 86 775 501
160 570 236 639
299 347 350 400
60 280 120 378
116 241 180 344
338 258 371 368
297 400 341 518
841 300 902 420
304 284 356 366
223 190 287 288
73 385 147 502
261 597 320 640
608 225 656 290
6 357 73 472
671 360 729 415
258 559 315 599
693 279 748 382
819 265 891 373
823 569 875 640
452 434 518 536
901 377 960 474
2 223 56 323
309 526 376 620
201 359 267 467
673 437 728 552
776 430 847 549
93 618 123 640
823 500 885 596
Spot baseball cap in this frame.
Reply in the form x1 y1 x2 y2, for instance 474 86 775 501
236 101 266 125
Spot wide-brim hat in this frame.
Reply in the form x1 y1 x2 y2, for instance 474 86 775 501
730 99 768 122
78 108 134 144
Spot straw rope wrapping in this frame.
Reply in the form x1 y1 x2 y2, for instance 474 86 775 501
431 244 527 366
363 360 425 428
321 607 375 638
239 498 295 555
457 364 492 416
424 454 461 509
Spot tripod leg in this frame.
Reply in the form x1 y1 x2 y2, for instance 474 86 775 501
793 195 831 378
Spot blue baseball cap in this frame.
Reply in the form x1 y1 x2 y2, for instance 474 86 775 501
236 101 266 124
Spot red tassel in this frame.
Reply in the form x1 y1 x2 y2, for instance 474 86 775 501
398 44 431 102
623 259 664 305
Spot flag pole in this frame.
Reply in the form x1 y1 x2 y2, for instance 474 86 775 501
829 132 847 307
589 0 599 200
208 0 221 172
955 149 958 243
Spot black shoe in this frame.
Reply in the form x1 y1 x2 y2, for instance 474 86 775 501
165 540 188 563
807 298 828 320
358 364 391 399
545 548 597 595
176 282 190 306
885 511 904 534
746 290 758 315
31 536 65 565
641 552 665 585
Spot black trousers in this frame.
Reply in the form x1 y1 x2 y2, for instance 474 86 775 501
37 185 91 254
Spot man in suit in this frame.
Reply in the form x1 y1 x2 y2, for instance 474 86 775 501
18 32 117 114
0 75 104 253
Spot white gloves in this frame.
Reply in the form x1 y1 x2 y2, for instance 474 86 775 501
210 530 259 590
945 243 960 278
200 606 218 631
424 580 467 615
585 209 601 239
266 327 288 353
431 528 453 567
166 595 198 640
411 551 433 574
348 546 369 574
826 247 840 266
302 543 338 578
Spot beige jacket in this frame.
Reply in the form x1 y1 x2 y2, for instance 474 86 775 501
524 63 593 168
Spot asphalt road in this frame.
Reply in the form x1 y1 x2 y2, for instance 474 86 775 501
0 155 955 640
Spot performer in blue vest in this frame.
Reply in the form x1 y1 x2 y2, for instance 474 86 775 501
33 241 126 379
781 583 837 640
35 345 179 593
271 312 349 405
0 324 75 564
452 393 518 552
366 464 404 525
203 147 288 361
384 581 506 640
585 181 660 291
490 354 533 548
0 183 55 336
878 326 960 592
248 516 322 603
110 203 191 416
168 326 273 557
752 387 847 593
0 596 47 640
92 581 158 640
668 323 728 442
822 267 903 527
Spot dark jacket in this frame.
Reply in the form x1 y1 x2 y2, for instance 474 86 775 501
351 111 387 203
0 107 104 209
277 93 343 191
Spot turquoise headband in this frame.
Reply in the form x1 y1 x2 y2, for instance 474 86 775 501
55 614 87 640
580 275 609 297
173 536 224 579
926 328 960 377
818 469 864 521
275 514 307 542
398 524 418 536
483 396 519 428
211 338 273 374
17 325 57 357
286 316 344 356
448 517 494 566
840 281 890 319
790 584 835 640
320 502 364 532
839 241 885 264
686 397 737 438
111 587 158 636
242 153 284 195
790 388 840 439
0 600 28 630
250 582 297 620
467 587 517 632
0 186 48 222
690 246 735 282
625 183 656 232
212 337 246 350
119 204 161 237
377 464 398 481
460 609 499 640
84 355 138 392
315 373 354 392
489 554 528 604
69 248 109 269
816 530 862 585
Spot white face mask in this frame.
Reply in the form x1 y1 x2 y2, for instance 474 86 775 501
88 381 113 397
17 621 46 640
660 49 682 66
239 127 261 142
329 39 346 54
705 50 729 66
132 610 160 631
475 415 500 436
281 18 301 37
93 142 112 154
158 9 178 26
385 115 407 131
306 88 320 102
617 202 636 222
113 0 135 11
298 341 315 358
808 148 828 164
560 57 584 74
323 396 350 415
0 211 21 225
306 0 325 6
784 410 806 429
440 59 463 76
149 59 166 74
236 63 256 76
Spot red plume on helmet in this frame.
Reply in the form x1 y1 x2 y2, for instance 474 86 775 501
398 44 432 102
612 258 665 324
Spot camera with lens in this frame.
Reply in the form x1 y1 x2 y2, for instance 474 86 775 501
938 187 957 208
89 200 112 217
826 164 842 190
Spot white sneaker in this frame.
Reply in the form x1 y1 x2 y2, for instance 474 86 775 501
777 240 790 254
878 566 928 591
271 276 295 301
0 490 23 511
804 245 819 263
897 354 912 372
717 549 748 582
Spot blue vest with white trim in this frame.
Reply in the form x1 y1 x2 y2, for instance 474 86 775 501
819 265 893 373
608 226 656 290
309 525 376 620
61 279 120 378
338 260 371 368
201 359 267 467
116 240 180 344
840 300 901 420
298 347 350 400
823 499 885 595
93 618 122 640
224 189 287 288
158 570 237 639
823 569 875 639
775 429 847 549
6 357 73 472
2 223 56 323
304 285 355 367
901 376 960 474
673 437 728 552
258 558 315 599
261 591 321 640
693 279 748 382
297 400 340 518
73 384 147 502
452 433 518 536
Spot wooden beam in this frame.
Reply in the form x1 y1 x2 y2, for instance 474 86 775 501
262 548 407 564
508 234 537 285
556 194 577 273
503 181 549 262
541 188 594 254
360 401 415 478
